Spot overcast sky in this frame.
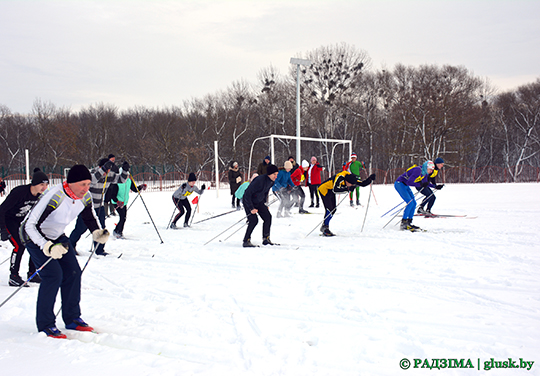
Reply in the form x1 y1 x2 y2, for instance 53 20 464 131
1 0 539 114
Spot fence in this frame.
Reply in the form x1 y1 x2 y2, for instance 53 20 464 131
1 166 538 195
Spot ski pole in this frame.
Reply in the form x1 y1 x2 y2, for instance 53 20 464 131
204 214 250 246
205 198 278 245
188 195 201 227
361 184 373 233
0 257 54 310
380 200 406 218
129 174 164 244
126 193 140 212
304 193 348 238
382 190 422 229
370 185 379 205
0 255 10 266
220 221 247 242
192 209 237 224
166 206 177 229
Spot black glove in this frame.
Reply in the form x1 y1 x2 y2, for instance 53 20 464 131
122 161 130 172
421 181 429 188
435 184 444 190
368 173 376 182
181 183 187 189
201 184 206 190
1 229 11 241
102 160 114 171
137 184 147 191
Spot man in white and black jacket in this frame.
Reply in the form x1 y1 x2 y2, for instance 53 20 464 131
22 165 110 338
0 169 49 286
69 158 129 256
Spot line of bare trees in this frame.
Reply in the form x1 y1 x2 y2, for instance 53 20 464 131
1 43 539 182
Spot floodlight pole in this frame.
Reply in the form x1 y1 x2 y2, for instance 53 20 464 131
290 57 311 163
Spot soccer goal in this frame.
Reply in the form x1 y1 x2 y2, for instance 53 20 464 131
247 134 352 176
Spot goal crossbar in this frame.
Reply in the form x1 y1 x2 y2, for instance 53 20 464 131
248 135 352 176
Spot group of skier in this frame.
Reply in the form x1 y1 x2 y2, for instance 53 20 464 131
227 153 445 245
0 152 446 339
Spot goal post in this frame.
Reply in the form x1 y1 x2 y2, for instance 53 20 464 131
248 134 352 176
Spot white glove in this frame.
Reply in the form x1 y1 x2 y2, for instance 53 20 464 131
43 241 68 259
92 229 110 244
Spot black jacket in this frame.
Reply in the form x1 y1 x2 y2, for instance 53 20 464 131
242 175 275 211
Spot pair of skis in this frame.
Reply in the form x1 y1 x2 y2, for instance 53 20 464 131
415 213 473 218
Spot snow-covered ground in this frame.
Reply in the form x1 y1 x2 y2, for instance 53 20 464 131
0 183 539 376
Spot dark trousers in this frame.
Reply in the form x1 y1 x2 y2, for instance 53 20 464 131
8 222 36 276
308 184 320 205
69 206 106 254
417 186 436 210
243 203 272 242
320 192 337 226
26 235 82 332
172 197 191 225
231 194 241 208
114 206 127 234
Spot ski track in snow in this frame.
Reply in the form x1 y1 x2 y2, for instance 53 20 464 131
1 183 539 375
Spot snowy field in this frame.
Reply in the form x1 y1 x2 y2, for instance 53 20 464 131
0 182 539 376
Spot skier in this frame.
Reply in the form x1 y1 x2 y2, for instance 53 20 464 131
272 161 295 218
317 170 375 236
103 154 118 218
235 173 258 201
343 152 365 206
112 179 147 239
242 164 278 247
0 169 49 286
170 173 205 228
21 164 110 338
395 160 435 231
228 161 243 210
417 157 445 215
305 156 323 208
69 158 129 256
290 159 309 214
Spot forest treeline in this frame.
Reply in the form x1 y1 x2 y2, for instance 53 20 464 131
1 43 539 181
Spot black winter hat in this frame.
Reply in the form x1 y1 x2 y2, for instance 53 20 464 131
67 165 92 183
266 164 278 175
188 172 197 182
344 173 358 184
31 171 49 186
108 154 115 159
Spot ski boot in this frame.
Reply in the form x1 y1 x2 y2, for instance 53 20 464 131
320 225 335 237
262 236 276 245
243 238 257 248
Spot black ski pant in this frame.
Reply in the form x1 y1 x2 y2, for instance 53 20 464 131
243 202 271 242
26 235 81 332
172 197 191 225
308 184 320 206
8 222 36 277
114 205 127 235
416 186 436 210
231 193 241 208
